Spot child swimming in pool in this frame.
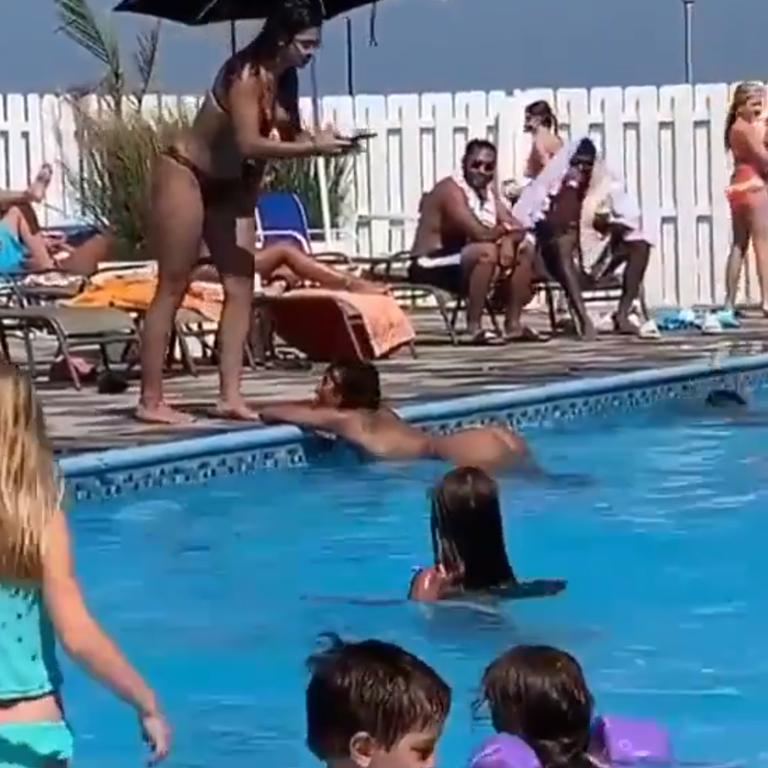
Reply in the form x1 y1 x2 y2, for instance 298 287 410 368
259 362 532 472
0 365 170 766
409 467 566 602
306 633 451 768
473 645 594 768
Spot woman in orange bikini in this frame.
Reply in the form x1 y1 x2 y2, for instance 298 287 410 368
724 82 768 316
138 0 381 425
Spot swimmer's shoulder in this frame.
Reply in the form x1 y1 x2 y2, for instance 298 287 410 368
409 566 450 602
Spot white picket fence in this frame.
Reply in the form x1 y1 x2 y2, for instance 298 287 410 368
0 84 755 308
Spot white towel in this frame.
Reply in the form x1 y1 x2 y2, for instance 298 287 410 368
451 170 498 227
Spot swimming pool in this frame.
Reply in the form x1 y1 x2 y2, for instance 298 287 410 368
65 380 768 767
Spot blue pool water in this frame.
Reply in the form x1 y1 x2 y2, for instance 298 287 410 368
67 389 768 768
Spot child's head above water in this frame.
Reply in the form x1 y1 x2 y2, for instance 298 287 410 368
431 467 515 592
316 362 382 410
0 364 60 582
306 633 451 768
477 645 593 768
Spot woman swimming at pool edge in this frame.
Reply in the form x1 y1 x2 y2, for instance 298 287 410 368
258 362 533 472
0 365 170 765
409 467 566 602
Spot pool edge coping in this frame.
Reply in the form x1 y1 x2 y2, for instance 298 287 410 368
60 351 768 477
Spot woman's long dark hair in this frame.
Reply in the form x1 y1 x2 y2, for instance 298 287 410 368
256 0 323 54
220 0 323 88
430 467 515 592
526 100 559 134
478 645 594 768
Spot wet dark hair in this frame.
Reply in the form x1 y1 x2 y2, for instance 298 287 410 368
430 467 516 592
478 645 594 768
306 633 451 758
464 139 497 160
705 389 747 407
325 362 381 410
526 100 558 132
256 0 324 54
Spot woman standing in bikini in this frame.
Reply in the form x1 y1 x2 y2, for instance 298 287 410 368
138 0 377 424
523 101 563 181
724 82 768 316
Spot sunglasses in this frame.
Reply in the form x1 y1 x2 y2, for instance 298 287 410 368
469 160 496 172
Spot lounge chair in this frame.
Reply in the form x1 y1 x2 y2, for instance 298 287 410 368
534 242 649 333
256 293 379 362
0 302 139 389
255 192 466 343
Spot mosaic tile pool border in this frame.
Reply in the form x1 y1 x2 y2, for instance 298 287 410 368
63 353 768 502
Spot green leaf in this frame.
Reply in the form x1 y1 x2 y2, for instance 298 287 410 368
133 21 162 105
54 0 123 97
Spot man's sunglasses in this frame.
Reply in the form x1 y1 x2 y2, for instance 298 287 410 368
469 160 496 172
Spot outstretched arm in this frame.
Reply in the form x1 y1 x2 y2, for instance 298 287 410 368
259 404 353 436
43 509 170 763
229 69 351 159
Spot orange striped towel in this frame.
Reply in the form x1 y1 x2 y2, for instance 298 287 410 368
66 275 224 322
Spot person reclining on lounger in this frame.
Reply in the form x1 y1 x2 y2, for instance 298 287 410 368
408 139 538 343
259 361 532 471
0 165 111 276
512 137 652 340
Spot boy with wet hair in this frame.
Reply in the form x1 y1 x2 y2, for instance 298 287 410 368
306 634 451 768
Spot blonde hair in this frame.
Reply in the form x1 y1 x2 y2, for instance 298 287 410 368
725 81 764 149
0 365 61 583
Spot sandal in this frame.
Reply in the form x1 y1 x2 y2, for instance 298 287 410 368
505 326 547 343
463 329 502 346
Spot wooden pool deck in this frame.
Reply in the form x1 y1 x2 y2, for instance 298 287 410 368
28 309 768 456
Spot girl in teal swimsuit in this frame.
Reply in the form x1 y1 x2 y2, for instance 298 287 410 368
0 365 170 766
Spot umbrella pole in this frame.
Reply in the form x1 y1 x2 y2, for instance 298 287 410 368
311 58 333 245
230 20 237 55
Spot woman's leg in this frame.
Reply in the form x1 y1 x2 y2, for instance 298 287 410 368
136 156 204 424
54 233 114 276
725 204 750 310
745 193 768 314
204 204 259 420
253 241 388 293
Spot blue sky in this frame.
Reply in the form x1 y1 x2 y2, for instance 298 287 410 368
5 0 768 96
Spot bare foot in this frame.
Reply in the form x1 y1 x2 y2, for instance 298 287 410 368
579 323 598 342
349 277 390 295
27 164 53 203
213 400 261 421
614 313 639 335
135 402 195 425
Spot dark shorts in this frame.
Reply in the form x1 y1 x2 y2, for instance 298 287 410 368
408 251 463 293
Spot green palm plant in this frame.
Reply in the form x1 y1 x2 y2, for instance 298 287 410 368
54 0 352 253
54 0 161 113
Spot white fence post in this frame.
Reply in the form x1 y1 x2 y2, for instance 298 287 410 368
0 85 746 308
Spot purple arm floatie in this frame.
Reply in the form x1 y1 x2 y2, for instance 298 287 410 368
469 716 673 768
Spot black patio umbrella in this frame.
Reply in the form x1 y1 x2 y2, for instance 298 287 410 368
113 0 378 26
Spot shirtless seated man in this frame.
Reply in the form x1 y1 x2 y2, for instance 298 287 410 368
513 138 651 340
408 139 539 343
259 361 533 473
